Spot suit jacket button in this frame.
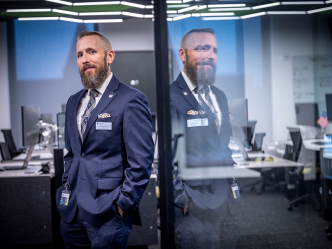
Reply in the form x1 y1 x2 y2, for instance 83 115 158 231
81 153 85 158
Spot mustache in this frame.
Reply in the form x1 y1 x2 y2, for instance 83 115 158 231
196 61 215 67
81 64 96 72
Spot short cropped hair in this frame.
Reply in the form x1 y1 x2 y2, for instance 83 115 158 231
180 28 216 49
77 31 112 51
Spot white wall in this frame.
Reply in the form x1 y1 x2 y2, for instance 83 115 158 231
0 22 11 142
269 15 331 141
99 18 154 51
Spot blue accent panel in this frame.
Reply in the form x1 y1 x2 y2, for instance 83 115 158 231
14 20 93 80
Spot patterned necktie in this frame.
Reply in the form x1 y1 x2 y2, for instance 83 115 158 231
195 86 219 129
80 89 99 141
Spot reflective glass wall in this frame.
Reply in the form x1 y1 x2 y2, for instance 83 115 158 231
162 1 332 248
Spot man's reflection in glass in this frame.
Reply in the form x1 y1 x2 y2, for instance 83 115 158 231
170 28 241 249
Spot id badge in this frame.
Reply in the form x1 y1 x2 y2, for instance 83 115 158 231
187 118 209 127
60 190 71 206
230 183 240 199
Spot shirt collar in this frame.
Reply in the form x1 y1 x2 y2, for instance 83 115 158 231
88 72 113 96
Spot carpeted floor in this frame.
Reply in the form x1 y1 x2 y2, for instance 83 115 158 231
236 183 331 249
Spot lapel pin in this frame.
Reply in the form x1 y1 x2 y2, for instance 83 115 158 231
184 92 187 95
109 94 113 98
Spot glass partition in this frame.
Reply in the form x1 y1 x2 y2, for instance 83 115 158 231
159 1 332 248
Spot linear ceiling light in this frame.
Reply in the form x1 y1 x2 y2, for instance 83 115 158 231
121 11 144 18
166 1 182 3
84 19 123 23
167 10 178 13
209 7 252 11
79 11 121 16
121 1 146 8
73 1 120 6
6 9 51 12
241 12 266 19
281 1 325 4
59 17 83 23
192 12 235 16
196 5 207 10
144 14 154 18
18 17 60 21
307 5 332 13
52 9 78 15
208 4 246 8
326 0 332 3
178 6 198 13
252 2 280 10
173 14 191 20
202 17 240 20
183 0 194 2
167 18 173 21
267 11 307 14
167 4 190 8
46 0 72 5
145 5 153 9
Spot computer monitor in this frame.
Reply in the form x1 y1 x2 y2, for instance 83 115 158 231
295 103 319 127
41 113 55 124
21 106 41 147
326 94 332 121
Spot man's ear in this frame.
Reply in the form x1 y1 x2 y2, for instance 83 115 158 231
107 50 115 65
179 48 186 65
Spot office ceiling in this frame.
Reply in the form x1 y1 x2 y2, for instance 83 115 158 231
0 0 331 23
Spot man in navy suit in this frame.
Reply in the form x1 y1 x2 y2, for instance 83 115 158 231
170 28 240 249
56 31 154 248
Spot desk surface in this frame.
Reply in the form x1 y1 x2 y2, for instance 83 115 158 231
0 160 54 178
286 138 332 151
234 152 303 169
12 150 53 160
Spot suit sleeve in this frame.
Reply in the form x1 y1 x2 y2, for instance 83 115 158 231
116 91 154 215
170 99 190 209
62 95 74 184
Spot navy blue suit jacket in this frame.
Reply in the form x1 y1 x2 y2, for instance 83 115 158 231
170 73 238 215
56 75 154 226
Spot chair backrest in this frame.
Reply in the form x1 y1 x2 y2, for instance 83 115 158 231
290 131 302 162
1 129 18 157
0 142 13 161
252 132 266 151
247 121 257 147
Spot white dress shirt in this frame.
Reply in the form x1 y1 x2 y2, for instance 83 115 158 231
76 73 113 132
181 71 222 132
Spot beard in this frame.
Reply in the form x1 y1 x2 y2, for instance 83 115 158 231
79 55 109 90
185 54 216 87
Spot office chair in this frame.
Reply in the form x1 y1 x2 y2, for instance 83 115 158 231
287 131 320 211
0 142 13 162
1 129 25 158
241 132 282 194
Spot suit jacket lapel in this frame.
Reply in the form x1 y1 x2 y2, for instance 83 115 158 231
81 75 120 143
71 89 87 147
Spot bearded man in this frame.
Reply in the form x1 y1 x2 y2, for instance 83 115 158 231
170 28 241 249
56 31 154 249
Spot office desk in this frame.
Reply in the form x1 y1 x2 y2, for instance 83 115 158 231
234 152 303 169
12 149 53 161
286 138 332 151
0 166 55 245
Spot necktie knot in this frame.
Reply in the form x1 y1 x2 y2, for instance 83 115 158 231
194 86 210 95
90 89 99 98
